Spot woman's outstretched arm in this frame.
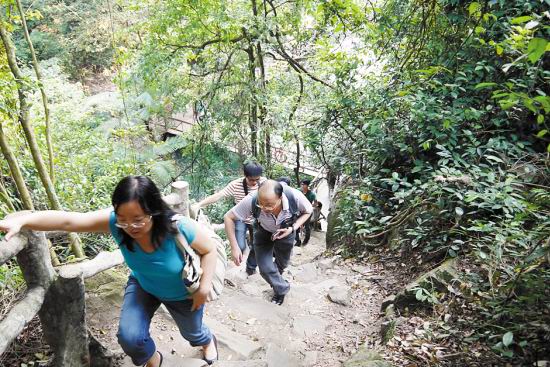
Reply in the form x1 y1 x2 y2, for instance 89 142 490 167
0 208 112 241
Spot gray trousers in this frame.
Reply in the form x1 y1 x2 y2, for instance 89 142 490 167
253 225 295 296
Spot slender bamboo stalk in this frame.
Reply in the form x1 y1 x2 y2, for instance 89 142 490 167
0 20 84 259
15 0 54 183
0 170 16 213
0 122 61 265
0 123 34 210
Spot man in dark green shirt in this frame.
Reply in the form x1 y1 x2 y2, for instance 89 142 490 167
295 179 317 246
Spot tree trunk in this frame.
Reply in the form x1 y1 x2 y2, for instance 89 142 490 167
256 41 270 171
265 131 272 176
246 45 258 158
0 173 16 213
15 0 55 183
0 123 34 210
248 104 258 157
0 21 84 259
294 135 301 186
289 75 304 185
0 124 61 265
252 0 269 168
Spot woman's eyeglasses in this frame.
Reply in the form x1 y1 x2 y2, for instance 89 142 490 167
115 215 152 229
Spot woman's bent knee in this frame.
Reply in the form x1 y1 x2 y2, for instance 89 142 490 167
117 327 146 353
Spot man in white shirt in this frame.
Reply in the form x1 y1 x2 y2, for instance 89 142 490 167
224 180 313 305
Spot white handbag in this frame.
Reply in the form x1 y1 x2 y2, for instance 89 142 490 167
172 214 227 301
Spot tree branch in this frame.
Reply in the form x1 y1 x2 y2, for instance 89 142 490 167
265 0 334 89
161 34 245 53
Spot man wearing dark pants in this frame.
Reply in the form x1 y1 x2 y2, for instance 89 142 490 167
254 225 294 290
224 180 313 305
295 179 317 247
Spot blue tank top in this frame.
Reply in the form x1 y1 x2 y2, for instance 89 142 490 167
109 211 197 301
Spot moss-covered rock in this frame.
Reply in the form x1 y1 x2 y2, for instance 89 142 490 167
384 258 460 311
344 346 392 367
84 266 129 306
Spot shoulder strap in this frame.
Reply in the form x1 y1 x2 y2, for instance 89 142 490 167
171 215 202 281
251 187 300 219
242 178 249 196
250 193 260 219
282 186 300 215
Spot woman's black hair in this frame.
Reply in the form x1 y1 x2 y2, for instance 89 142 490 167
243 161 263 177
111 175 177 251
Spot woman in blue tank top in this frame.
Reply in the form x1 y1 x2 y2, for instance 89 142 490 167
0 176 219 367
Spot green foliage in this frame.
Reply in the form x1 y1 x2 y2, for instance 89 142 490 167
15 30 62 61
0 262 25 295
118 0 346 172
304 0 549 362
0 58 193 258
10 0 123 78
175 140 242 201
3 0 540 362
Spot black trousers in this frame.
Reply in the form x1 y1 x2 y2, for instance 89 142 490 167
253 225 295 295
295 217 311 246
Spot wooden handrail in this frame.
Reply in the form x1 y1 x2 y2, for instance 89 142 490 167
0 286 46 354
0 234 27 264
57 250 124 279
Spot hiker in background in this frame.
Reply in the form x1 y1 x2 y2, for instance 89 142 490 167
193 161 265 275
276 176 292 186
295 179 317 247
0 176 219 367
311 202 326 231
224 180 313 305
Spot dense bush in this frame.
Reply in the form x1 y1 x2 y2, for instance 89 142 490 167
309 0 549 362
12 0 120 78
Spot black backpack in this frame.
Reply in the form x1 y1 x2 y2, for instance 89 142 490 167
250 185 301 228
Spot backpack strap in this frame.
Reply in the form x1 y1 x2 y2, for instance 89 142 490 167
171 215 202 291
280 186 300 228
251 193 260 219
282 186 300 217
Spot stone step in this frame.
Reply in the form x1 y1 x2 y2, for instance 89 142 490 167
216 360 268 367
119 356 207 367
205 317 263 360
217 289 292 323
291 315 329 338
265 343 301 367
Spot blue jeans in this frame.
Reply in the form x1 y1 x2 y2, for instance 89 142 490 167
117 276 212 366
235 219 257 271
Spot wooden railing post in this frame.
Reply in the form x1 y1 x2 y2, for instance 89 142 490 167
0 231 52 355
15 229 55 289
13 228 91 366
164 180 190 216
40 275 90 366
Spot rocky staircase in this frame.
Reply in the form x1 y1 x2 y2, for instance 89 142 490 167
85 230 384 367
